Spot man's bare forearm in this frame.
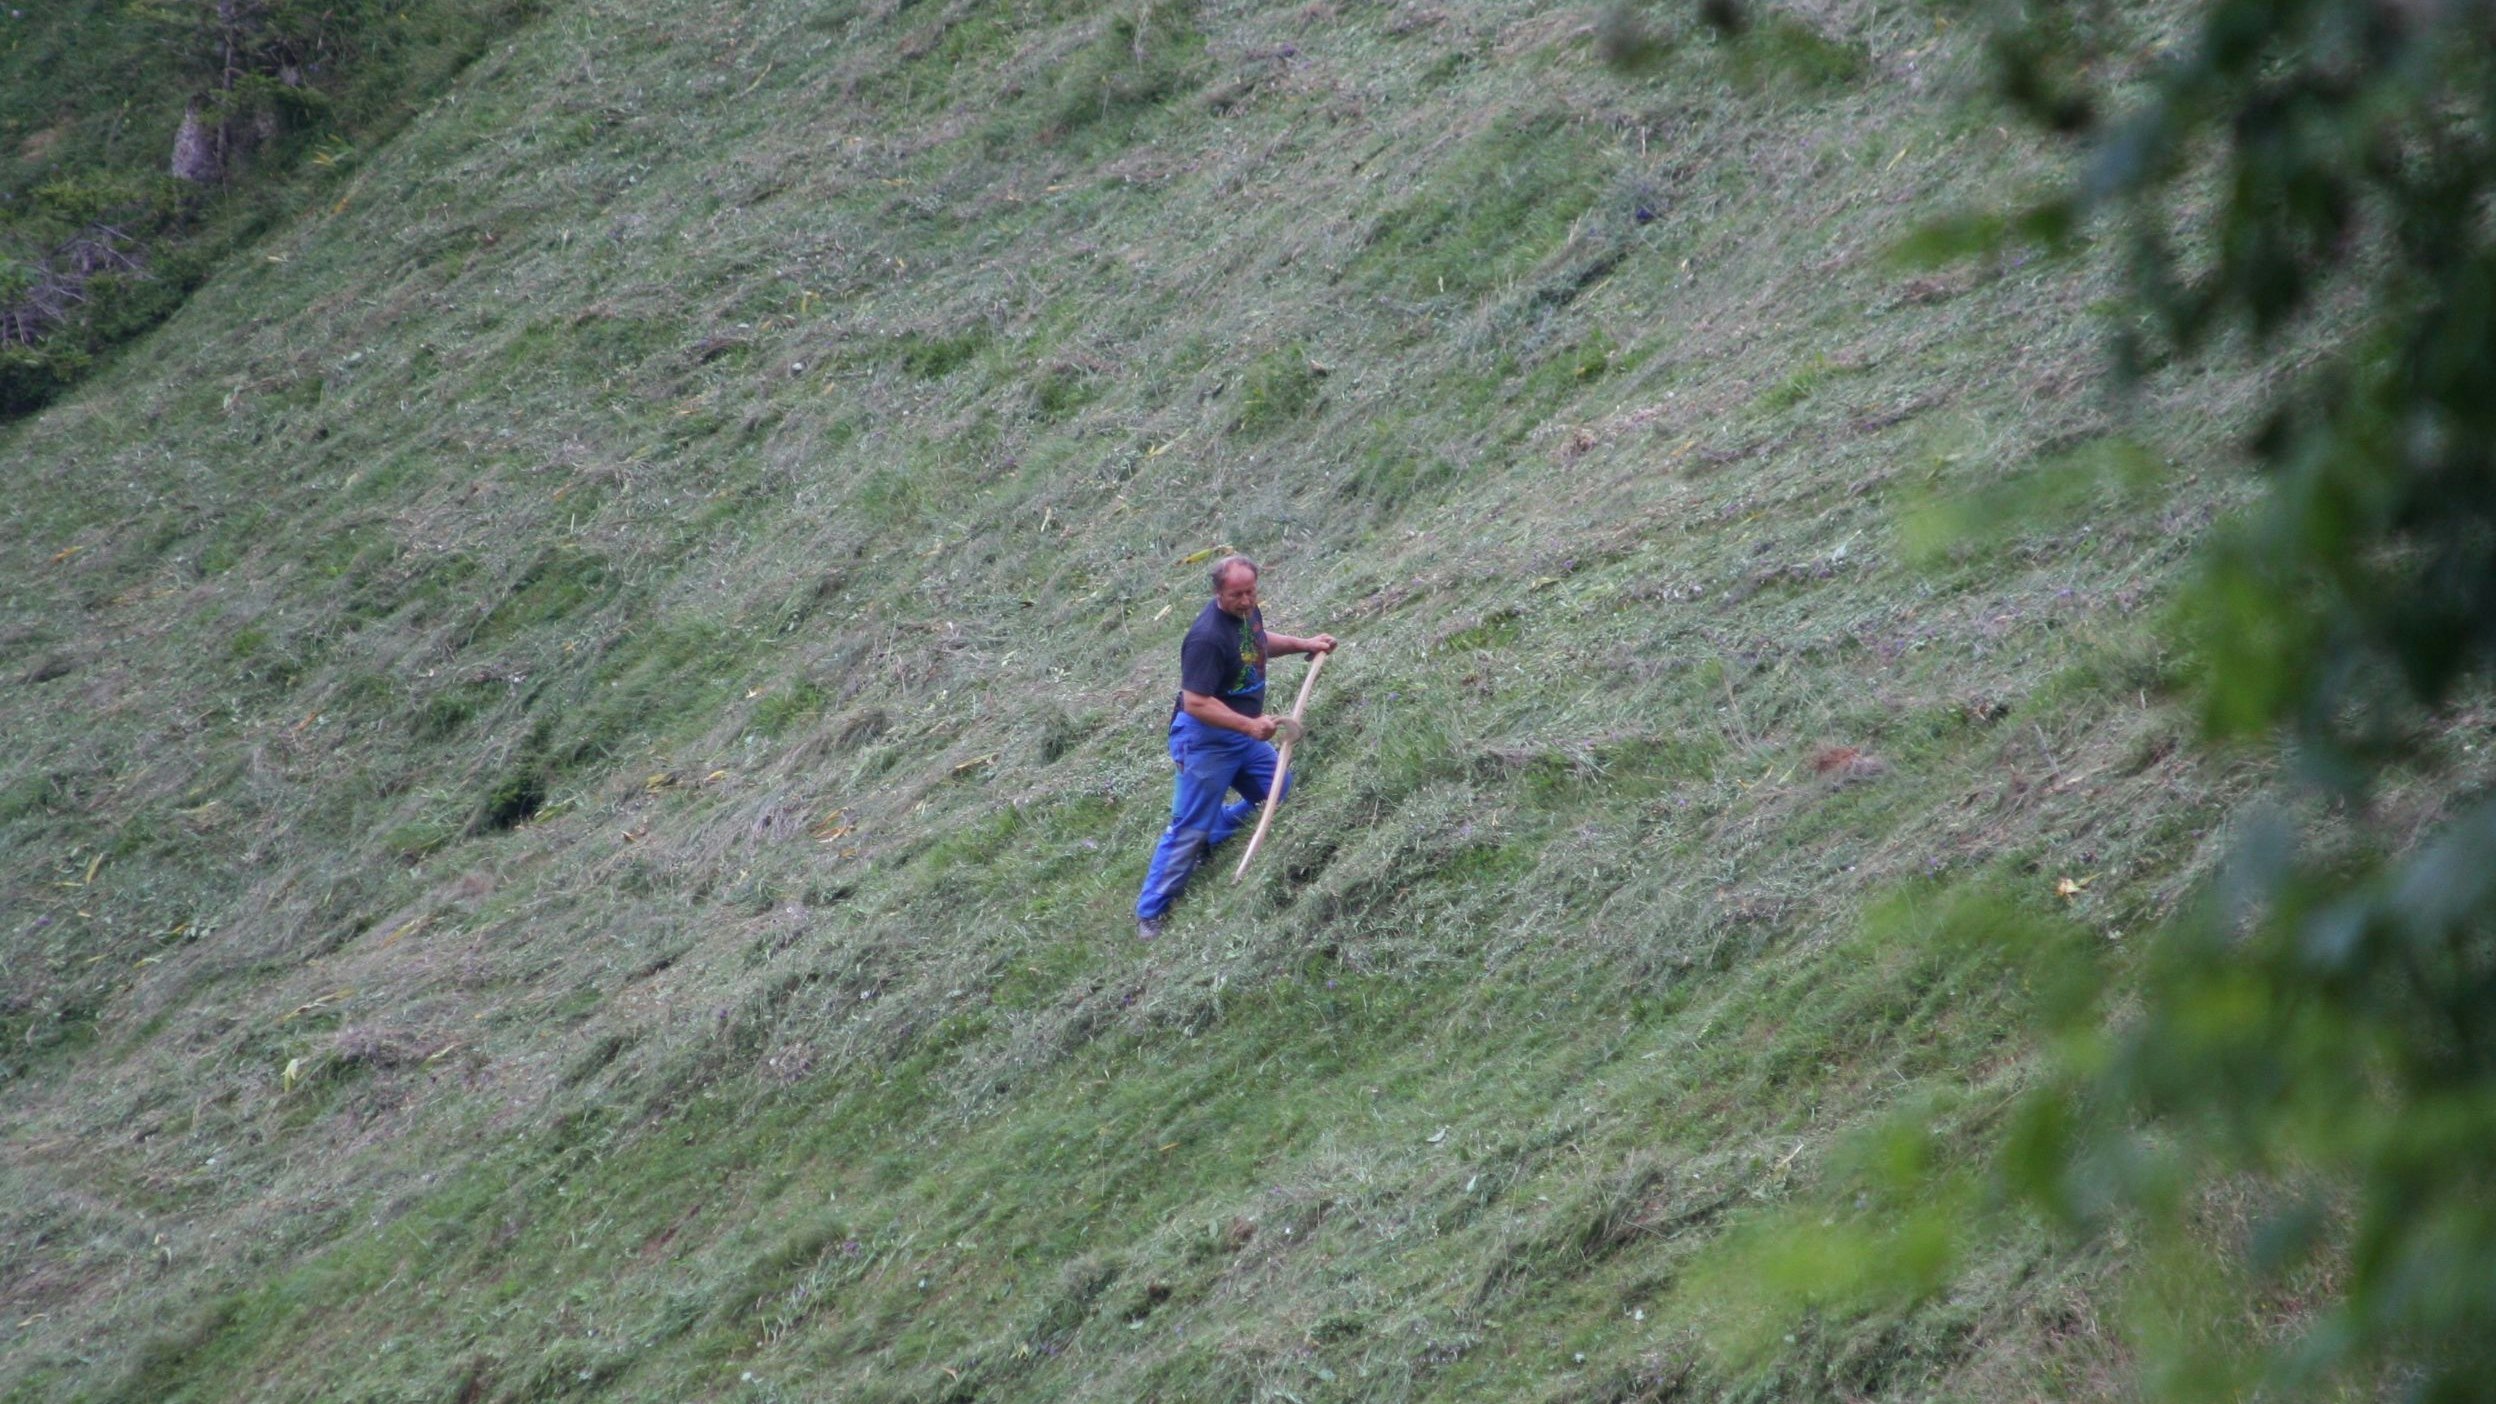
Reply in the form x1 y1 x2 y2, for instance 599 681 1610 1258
1267 632 1337 657
1180 690 1274 738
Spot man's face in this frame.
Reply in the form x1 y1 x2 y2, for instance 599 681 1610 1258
1215 566 1259 619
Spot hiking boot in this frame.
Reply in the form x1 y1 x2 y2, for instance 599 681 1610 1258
1136 916 1164 941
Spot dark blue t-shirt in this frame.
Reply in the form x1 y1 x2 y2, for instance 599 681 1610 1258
1177 600 1267 718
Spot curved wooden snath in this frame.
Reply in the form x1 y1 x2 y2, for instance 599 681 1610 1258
1234 648 1329 881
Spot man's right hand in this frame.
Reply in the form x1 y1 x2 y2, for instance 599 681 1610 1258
1179 690 1282 741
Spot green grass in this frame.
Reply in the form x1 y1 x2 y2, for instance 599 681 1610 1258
0 0 2294 1400
1358 112 1613 303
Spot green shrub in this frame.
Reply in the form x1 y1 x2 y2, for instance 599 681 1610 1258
0 772 62 823
474 548 614 642
474 755 552 832
1048 4 1205 139
1231 346 1323 434
381 817 458 861
1031 362 1100 418
1727 13 1867 92
0 346 86 417
750 680 828 740
898 327 991 379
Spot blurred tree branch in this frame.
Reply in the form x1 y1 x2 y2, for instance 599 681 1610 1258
1613 0 2496 1394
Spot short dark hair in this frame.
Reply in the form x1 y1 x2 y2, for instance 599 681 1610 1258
1209 554 1259 593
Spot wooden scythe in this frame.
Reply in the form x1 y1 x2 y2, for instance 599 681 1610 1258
1233 648 1329 881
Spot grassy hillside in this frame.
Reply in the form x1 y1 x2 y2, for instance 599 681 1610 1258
2 1 2293 1398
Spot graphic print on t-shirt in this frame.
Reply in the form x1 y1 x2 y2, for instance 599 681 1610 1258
1229 608 1265 708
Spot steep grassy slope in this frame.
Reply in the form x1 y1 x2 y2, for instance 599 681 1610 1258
3 1 2281 1399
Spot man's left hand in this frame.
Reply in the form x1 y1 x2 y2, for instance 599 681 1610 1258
1306 634 1338 655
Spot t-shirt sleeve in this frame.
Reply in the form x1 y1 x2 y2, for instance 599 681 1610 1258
1179 626 1232 698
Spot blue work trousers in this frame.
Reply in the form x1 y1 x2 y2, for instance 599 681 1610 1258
1135 713 1291 922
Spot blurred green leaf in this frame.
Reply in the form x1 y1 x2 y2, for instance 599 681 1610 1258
1711 0 2496 1392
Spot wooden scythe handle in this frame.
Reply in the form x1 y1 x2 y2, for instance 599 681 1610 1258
1234 648 1329 881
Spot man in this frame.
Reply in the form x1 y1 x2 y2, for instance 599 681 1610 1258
1134 555 1337 939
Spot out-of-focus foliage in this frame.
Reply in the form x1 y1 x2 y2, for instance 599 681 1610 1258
1613 0 2496 1395
1989 3 2496 1387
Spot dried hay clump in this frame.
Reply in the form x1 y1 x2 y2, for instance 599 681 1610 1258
1811 743 1887 783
